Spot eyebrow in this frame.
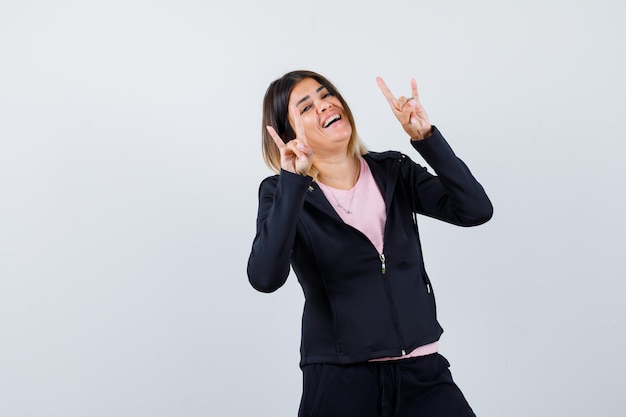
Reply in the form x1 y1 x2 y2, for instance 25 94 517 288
294 85 327 107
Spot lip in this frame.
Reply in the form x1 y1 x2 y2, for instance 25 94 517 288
321 111 342 128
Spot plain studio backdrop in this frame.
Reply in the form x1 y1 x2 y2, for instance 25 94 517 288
1 0 624 416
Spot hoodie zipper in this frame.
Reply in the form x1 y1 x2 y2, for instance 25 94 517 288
380 252 406 355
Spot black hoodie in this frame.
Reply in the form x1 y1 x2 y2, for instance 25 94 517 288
247 127 493 367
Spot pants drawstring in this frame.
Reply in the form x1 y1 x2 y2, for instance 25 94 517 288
378 361 401 417
394 362 402 416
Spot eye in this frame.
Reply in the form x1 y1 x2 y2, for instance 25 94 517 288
300 104 311 114
322 92 333 99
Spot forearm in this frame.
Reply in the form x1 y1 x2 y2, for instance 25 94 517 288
410 127 493 226
247 171 313 292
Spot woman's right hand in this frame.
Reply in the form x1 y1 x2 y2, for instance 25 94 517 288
266 105 314 176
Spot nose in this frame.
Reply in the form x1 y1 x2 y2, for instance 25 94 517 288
317 100 331 113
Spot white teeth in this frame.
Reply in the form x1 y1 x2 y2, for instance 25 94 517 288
323 115 341 128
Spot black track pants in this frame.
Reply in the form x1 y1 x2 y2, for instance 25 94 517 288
298 353 476 417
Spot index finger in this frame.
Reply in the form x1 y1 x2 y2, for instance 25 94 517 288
266 125 286 150
289 105 308 145
376 76 397 106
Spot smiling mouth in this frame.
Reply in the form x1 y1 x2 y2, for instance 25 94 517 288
323 115 341 128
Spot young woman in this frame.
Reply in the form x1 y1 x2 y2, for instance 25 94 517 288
247 70 493 417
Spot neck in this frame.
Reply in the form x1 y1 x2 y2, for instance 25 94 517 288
315 154 360 190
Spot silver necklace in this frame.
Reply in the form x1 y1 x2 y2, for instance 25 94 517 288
329 187 356 214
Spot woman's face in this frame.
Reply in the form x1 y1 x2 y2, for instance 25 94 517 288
288 78 352 155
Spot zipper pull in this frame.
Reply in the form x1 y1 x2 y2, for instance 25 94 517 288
380 254 386 275
426 283 431 293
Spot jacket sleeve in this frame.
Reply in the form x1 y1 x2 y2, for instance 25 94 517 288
247 170 313 293
406 126 493 226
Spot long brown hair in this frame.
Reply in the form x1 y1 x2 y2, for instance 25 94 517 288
261 70 367 174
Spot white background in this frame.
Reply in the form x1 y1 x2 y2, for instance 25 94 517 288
1 0 625 416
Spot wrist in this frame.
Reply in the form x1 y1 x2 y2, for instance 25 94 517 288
410 126 433 141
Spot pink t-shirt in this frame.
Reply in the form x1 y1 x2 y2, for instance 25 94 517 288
317 156 439 361
317 156 385 253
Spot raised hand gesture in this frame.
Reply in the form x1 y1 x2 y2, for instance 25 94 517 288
266 106 314 176
376 76 432 141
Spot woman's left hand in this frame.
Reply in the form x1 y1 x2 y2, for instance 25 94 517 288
376 76 432 141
